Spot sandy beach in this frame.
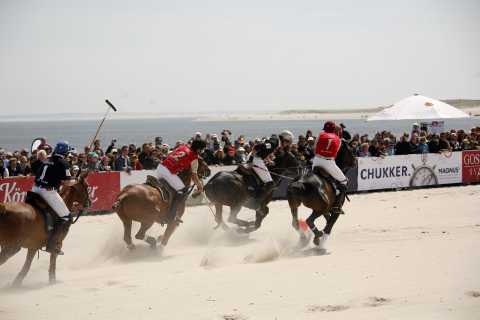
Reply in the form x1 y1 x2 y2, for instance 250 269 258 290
1 185 479 320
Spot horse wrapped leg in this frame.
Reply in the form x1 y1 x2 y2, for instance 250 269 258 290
306 210 324 246
120 217 135 250
317 210 341 249
135 220 156 249
49 253 58 284
158 221 177 248
213 203 229 231
12 248 36 287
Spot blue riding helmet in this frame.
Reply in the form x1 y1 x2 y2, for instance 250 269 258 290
53 141 71 155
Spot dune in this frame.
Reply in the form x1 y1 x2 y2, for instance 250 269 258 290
1 185 479 319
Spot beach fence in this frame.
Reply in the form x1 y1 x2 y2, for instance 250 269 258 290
1 151 479 214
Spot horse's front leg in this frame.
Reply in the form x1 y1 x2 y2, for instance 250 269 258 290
227 206 252 228
48 252 58 284
306 210 323 246
323 210 341 236
158 221 177 248
12 248 36 287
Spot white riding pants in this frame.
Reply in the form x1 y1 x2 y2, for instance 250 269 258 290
252 157 273 183
32 185 70 218
312 156 347 185
155 164 185 191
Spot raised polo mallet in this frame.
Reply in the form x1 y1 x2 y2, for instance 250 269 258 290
89 99 118 150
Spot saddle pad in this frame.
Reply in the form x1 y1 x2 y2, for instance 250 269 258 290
25 191 57 233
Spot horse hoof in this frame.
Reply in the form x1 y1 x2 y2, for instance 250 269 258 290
146 236 157 249
49 278 57 285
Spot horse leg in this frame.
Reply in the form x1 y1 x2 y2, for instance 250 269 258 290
306 210 323 246
322 210 341 238
253 205 269 230
288 198 301 231
120 217 135 250
158 221 177 247
0 245 21 266
213 203 229 231
48 253 58 284
227 205 253 228
135 220 156 249
11 248 36 287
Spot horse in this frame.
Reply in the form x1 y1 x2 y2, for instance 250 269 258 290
204 150 300 233
0 171 91 286
287 140 356 248
113 158 210 250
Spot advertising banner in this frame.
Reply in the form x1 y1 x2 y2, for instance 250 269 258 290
357 152 462 191
0 172 120 212
462 150 480 183
85 171 120 212
0 176 35 203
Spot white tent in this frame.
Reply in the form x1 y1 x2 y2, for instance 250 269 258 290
367 94 470 121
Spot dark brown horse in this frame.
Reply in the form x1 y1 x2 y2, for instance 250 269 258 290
113 159 210 250
0 172 91 286
204 152 299 233
287 140 356 248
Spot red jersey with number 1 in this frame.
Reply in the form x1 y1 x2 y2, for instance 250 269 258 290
162 145 198 174
315 132 341 158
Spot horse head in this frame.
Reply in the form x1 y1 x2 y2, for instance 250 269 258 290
61 170 91 212
336 140 357 172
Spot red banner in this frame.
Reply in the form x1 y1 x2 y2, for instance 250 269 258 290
0 172 121 212
0 176 35 203
462 150 480 183
85 171 120 212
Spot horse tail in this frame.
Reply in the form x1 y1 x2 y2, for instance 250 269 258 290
112 193 128 211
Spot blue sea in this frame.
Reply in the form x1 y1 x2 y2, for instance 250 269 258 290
1 116 479 152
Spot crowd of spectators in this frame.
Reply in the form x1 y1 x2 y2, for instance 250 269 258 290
1 124 479 179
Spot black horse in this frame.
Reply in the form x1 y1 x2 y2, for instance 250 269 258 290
287 140 356 248
204 150 299 233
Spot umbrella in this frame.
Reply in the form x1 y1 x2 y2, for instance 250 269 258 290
367 94 470 121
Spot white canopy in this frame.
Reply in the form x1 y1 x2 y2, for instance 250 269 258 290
367 95 470 121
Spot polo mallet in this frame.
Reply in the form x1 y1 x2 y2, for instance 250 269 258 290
89 99 118 150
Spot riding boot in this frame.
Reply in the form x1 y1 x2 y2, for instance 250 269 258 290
255 181 275 208
332 183 347 215
46 217 70 255
168 191 184 224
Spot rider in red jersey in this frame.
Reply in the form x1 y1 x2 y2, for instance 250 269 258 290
155 139 206 222
313 121 348 214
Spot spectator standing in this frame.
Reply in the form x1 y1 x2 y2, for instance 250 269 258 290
339 123 351 141
8 157 23 176
0 158 9 178
139 143 158 170
428 135 441 153
395 134 411 155
115 146 132 172
417 137 429 153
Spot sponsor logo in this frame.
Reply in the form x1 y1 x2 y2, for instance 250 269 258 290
360 166 409 180
463 153 480 166
438 167 460 175
0 182 27 203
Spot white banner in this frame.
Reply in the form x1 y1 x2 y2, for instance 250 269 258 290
357 152 462 191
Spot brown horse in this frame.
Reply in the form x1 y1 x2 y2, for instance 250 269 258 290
287 140 356 248
113 159 210 250
0 172 91 286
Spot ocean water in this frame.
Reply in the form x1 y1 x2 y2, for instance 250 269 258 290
1 117 479 152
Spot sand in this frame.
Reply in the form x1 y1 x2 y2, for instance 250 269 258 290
1 185 479 319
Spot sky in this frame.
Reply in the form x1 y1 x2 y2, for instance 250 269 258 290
0 0 479 115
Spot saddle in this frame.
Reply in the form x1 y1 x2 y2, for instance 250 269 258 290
145 175 174 205
25 192 59 234
234 165 262 196
312 167 338 190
